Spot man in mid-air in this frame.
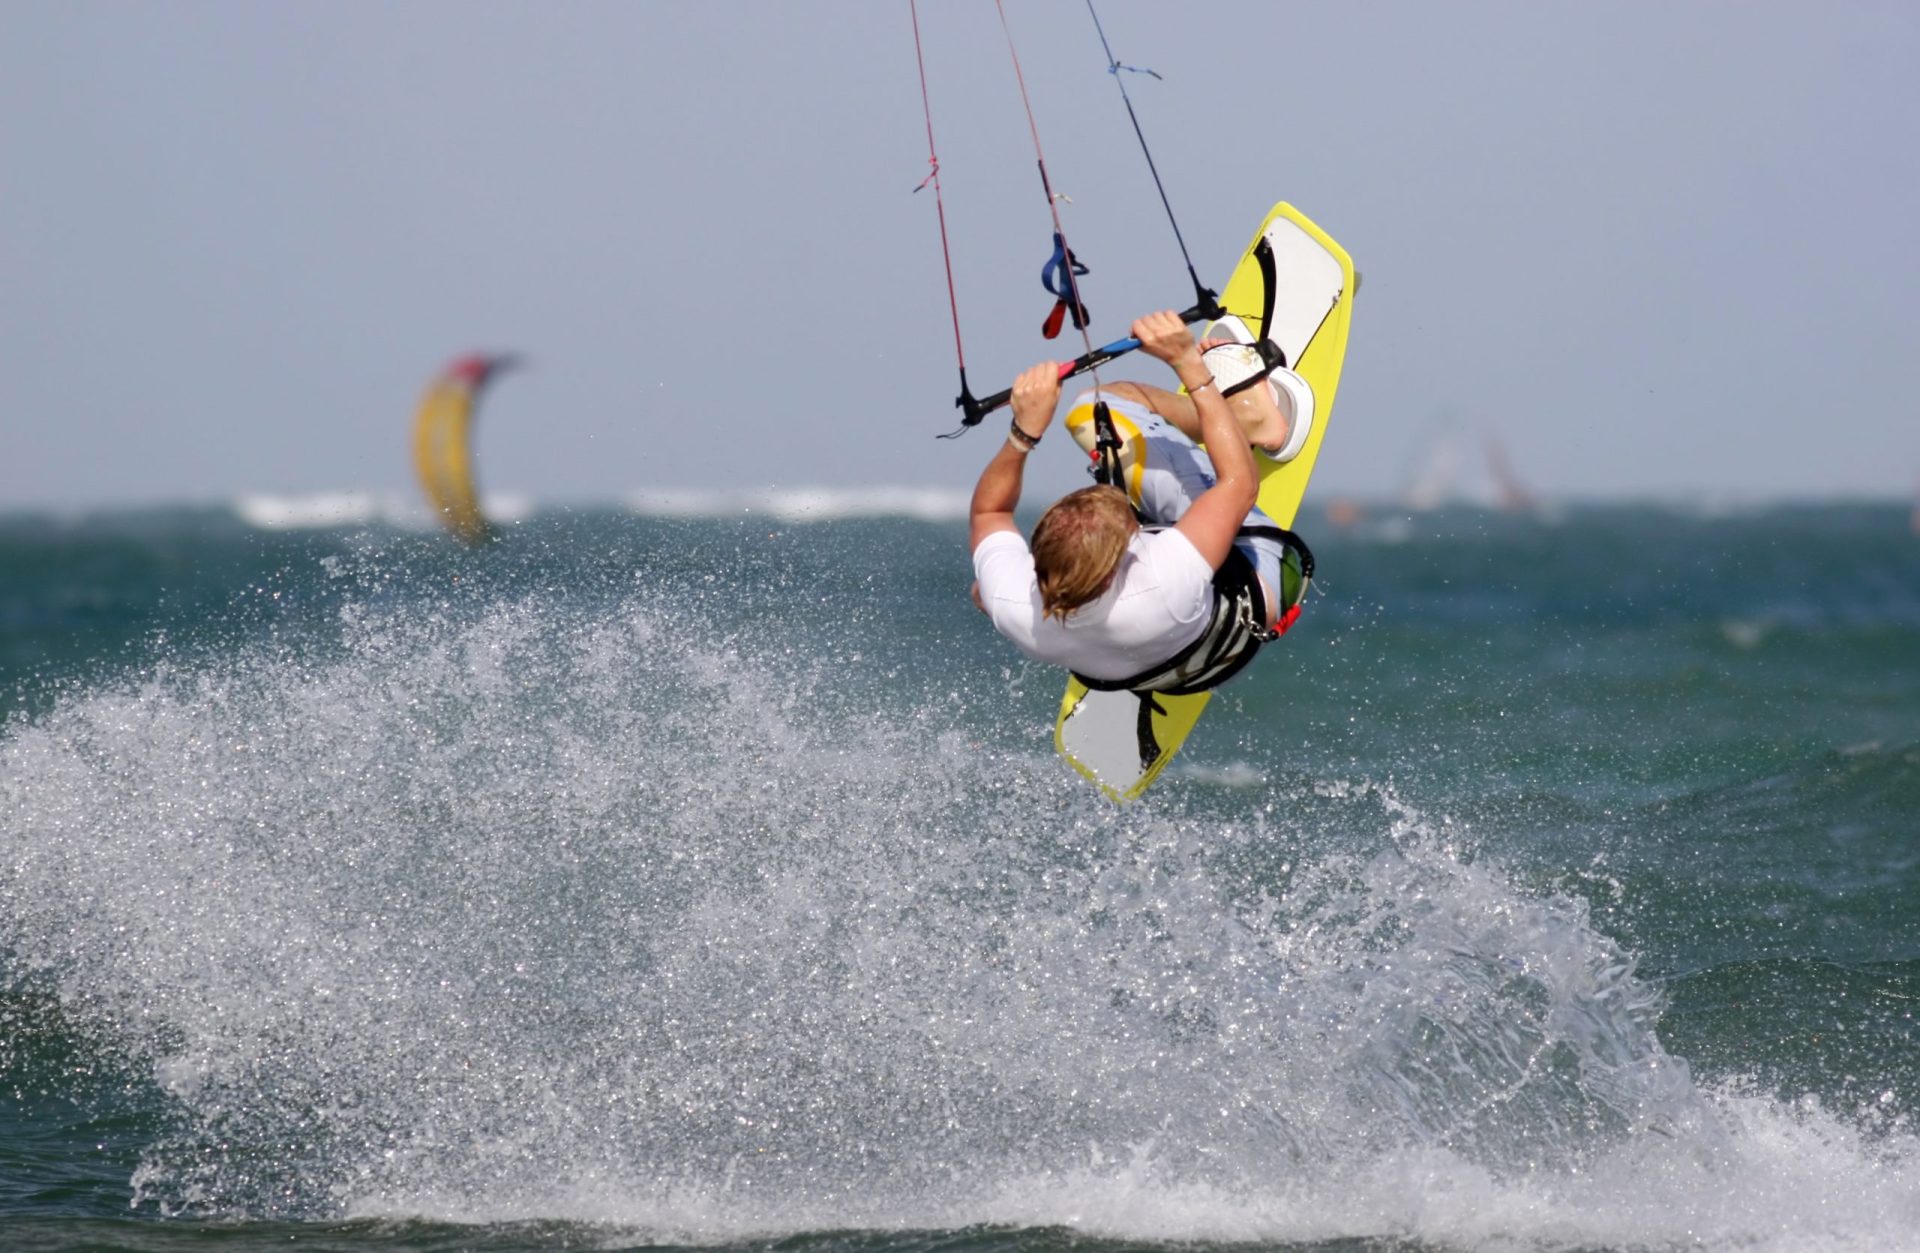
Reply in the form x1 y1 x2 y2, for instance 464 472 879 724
968 309 1313 695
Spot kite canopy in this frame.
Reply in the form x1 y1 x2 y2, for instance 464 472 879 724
411 353 518 544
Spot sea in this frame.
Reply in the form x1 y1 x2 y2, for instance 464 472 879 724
1 492 1916 1253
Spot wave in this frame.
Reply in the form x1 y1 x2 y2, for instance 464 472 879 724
2 564 1918 1249
626 485 970 522
227 486 967 530
231 492 535 532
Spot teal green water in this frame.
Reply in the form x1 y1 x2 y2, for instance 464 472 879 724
2 501 1917 1251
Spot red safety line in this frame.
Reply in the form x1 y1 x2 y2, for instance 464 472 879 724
909 0 968 377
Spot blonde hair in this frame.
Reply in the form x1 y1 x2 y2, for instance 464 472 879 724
1031 486 1137 621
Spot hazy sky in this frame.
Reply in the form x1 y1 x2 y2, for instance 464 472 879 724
4 1 1917 510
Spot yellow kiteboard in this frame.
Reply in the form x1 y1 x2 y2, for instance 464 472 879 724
1053 202 1356 802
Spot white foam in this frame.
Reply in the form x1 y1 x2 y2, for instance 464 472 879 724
231 491 534 531
625 485 969 522
1171 758 1266 787
5 590 1917 1249
233 491 394 530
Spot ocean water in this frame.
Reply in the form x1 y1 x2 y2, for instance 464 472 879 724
1 497 1916 1252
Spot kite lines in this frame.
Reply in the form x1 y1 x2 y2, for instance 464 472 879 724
909 0 1222 433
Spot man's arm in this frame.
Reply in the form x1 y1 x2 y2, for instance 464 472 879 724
967 361 1061 552
1109 334 1279 447
1129 311 1258 571
1103 379 1199 441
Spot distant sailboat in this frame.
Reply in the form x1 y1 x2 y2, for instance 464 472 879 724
1399 422 1463 511
1485 434 1541 516
412 354 519 544
1399 418 1545 516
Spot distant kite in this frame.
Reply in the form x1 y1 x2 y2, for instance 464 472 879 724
412 354 518 544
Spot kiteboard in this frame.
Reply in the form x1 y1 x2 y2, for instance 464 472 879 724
1053 201 1356 802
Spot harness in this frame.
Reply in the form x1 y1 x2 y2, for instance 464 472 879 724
1073 401 1314 697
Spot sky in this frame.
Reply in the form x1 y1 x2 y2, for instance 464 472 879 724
3 0 1917 511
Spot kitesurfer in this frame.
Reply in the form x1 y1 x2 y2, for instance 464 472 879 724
968 310 1312 695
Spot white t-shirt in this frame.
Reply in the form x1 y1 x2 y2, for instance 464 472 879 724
972 526 1215 681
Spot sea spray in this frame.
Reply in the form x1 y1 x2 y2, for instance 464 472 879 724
1 556 1839 1246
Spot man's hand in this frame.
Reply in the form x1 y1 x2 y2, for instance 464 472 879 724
1010 362 1061 442
1131 310 1203 374
971 360 1060 554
